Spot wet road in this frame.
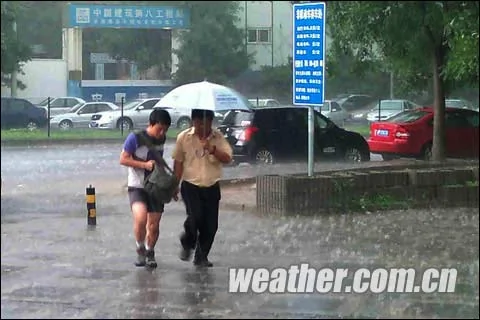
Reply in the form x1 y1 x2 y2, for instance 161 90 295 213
1 143 478 318
1 142 384 191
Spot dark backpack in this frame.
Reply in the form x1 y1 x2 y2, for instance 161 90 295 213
134 130 178 204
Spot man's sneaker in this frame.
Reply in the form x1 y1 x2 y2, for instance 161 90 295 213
145 250 157 268
193 258 213 268
179 247 192 261
135 246 146 267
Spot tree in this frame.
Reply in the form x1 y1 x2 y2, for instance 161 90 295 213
327 1 479 161
172 1 254 85
1 1 31 89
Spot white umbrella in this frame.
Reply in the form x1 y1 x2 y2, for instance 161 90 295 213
156 80 253 112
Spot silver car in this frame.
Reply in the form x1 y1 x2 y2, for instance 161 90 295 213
50 102 118 130
314 100 350 127
89 98 162 130
36 97 86 118
153 105 225 130
366 99 419 122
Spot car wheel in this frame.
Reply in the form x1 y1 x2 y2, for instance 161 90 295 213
254 148 275 165
59 120 73 130
26 121 38 131
419 143 433 161
118 118 133 131
344 146 366 163
177 117 192 130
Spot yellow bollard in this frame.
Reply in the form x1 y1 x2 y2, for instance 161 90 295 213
86 185 96 226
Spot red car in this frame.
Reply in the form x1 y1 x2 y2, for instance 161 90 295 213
368 107 479 160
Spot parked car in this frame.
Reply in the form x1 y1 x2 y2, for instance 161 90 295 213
153 103 225 130
89 98 162 131
36 97 85 118
334 94 375 113
1 97 48 130
314 100 350 127
50 101 119 130
366 99 420 122
368 107 479 161
248 98 281 108
218 106 371 165
445 98 476 110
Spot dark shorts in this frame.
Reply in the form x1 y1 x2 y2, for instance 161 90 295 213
128 187 164 213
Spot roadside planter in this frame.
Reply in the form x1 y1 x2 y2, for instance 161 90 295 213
257 165 479 216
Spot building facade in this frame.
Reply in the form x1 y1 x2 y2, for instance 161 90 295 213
238 1 331 70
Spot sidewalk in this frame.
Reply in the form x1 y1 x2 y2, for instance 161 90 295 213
1 188 478 319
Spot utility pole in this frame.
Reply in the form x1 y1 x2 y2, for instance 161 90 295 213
390 71 394 99
271 1 274 67
11 19 18 97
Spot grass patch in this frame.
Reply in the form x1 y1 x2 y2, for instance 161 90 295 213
344 124 370 137
1 128 180 141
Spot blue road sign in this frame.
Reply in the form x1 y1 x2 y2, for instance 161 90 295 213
292 2 326 106
67 4 190 29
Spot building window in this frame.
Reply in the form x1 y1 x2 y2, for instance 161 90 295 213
248 28 271 44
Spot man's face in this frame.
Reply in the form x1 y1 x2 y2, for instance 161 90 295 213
192 117 212 135
152 123 169 139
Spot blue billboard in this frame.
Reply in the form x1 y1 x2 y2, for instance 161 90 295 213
292 2 326 106
67 4 190 29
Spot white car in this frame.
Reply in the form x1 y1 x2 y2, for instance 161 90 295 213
36 97 86 118
314 100 350 127
248 98 281 108
366 99 420 122
50 102 118 130
89 98 162 130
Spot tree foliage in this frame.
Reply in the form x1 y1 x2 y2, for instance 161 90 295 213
172 1 253 86
327 1 479 161
1 1 31 88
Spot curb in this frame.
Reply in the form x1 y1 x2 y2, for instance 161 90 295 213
1 136 177 147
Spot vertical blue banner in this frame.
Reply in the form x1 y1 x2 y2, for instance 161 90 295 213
292 2 326 106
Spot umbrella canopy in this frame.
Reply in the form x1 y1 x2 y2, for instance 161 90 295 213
156 80 253 112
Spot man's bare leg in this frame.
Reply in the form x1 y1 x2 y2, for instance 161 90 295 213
132 202 148 266
145 212 162 268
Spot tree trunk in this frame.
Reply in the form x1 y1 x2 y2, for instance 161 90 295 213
431 44 447 161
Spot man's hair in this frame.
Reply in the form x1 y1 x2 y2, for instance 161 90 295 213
191 109 214 121
149 109 172 126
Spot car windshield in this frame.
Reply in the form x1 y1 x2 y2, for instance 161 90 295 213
38 98 53 106
70 103 85 113
223 110 254 126
122 100 143 110
372 101 403 111
388 110 430 123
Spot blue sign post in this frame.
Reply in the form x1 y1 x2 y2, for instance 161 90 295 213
67 4 190 29
292 2 326 177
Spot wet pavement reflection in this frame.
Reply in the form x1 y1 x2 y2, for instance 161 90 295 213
1 143 478 318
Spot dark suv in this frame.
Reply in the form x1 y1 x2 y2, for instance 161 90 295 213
1 97 48 130
218 106 371 164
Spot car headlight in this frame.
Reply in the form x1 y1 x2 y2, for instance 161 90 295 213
353 113 363 118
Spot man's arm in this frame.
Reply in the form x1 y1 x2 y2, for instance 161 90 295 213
119 150 150 169
171 133 185 182
119 133 151 169
208 135 233 164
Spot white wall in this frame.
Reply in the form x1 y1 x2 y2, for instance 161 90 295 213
236 1 293 70
1 59 67 102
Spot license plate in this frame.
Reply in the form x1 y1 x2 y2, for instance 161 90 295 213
375 129 389 136
90 121 98 128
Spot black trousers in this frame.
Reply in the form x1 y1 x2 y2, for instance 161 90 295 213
180 181 221 261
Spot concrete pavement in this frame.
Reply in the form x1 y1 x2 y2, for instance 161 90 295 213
1 187 479 318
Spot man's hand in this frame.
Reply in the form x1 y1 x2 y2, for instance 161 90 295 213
143 160 156 171
173 186 179 201
200 139 215 154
